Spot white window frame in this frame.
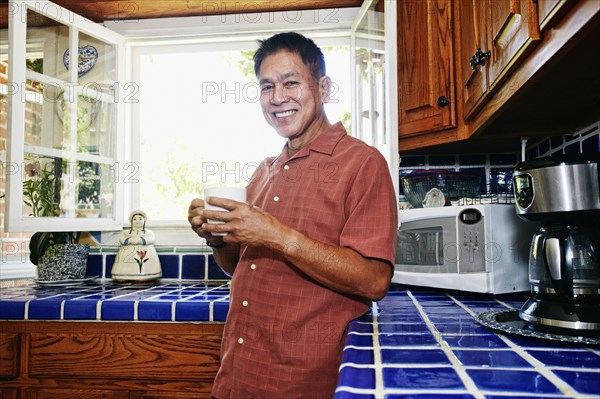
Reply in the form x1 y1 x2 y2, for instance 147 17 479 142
6 0 127 232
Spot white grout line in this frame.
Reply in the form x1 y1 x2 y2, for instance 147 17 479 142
449 294 583 398
494 298 517 309
24 300 30 320
96 300 103 320
406 289 485 399
370 302 385 398
133 300 139 321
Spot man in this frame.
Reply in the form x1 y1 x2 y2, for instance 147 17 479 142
188 32 397 399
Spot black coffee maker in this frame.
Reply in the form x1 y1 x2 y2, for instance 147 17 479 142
513 154 600 337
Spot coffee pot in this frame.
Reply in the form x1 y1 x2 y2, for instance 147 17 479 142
513 154 600 336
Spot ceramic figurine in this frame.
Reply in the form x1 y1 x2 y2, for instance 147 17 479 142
111 210 162 282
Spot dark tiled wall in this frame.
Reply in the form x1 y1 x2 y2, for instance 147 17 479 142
399 152 518 196
399 121 600 197
526 121 599 158
86 250 231 281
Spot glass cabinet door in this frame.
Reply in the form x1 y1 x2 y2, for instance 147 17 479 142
5 0 125 232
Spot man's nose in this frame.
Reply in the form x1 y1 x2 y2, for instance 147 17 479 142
270 84 288 104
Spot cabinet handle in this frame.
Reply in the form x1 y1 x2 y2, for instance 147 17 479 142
437 96 449 107
470 48 491 70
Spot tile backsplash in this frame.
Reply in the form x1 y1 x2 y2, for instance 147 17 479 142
399 120 600 198
86 248 231 281
527 121 599 158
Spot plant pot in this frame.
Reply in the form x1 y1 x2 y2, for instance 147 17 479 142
37 244 90 281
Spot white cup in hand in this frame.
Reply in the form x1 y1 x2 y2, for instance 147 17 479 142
204 186 247 236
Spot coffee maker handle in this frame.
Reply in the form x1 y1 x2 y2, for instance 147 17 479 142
542 230 574 298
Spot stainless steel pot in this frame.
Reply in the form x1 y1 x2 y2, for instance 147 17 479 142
513 154 600 224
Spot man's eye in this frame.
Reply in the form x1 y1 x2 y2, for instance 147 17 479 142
284 81 299 87
261 85 273 92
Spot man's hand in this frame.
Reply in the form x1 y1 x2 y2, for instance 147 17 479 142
199 197 283 249
188 198 225 247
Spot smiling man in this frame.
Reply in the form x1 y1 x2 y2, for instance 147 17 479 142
188 32 397 399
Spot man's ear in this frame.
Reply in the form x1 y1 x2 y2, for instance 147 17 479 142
319 75 332 103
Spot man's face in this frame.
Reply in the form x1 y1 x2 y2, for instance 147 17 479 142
258 51 327 140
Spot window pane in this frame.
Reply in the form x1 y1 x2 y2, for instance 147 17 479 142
138 45 350 221
22 155 115 219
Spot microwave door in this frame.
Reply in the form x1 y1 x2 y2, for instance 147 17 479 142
396 218 458 273
396 226 444 265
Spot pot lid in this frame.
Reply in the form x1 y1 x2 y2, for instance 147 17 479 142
514 153 600 172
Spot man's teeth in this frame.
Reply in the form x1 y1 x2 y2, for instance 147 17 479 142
275 110 296 118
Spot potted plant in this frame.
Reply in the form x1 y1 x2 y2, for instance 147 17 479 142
22 157 90 281
30 231 89 281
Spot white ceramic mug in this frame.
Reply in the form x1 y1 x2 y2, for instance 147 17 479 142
204 186 247 235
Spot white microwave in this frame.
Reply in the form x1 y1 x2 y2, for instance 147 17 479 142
393 204 540 294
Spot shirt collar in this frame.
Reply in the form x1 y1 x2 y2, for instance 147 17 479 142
268 122 347 165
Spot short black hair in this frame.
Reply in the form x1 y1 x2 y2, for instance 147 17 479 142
253 32 326 81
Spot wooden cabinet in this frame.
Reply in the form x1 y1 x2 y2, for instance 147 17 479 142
0 390 17 399
397 0 456 138
397 0 600 152
0 334 18 380
0 322 223 399
458 0 541 119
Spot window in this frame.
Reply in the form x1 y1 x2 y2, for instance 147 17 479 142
3 1 126 233
131 39 352 225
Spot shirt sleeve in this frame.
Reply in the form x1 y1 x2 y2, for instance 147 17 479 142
339 149 398 265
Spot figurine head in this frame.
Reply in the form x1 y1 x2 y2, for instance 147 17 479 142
129 210 147 232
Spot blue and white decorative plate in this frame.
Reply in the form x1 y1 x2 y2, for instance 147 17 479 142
63 45 98 77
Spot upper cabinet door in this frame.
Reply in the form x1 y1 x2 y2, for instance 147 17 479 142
458 0 491 119
487 0 541 89
5 0 126 232
397 0 456 138
458 0 541 120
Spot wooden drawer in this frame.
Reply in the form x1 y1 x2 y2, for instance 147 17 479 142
27 331 221 380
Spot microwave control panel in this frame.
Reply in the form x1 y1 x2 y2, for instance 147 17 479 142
457 209 485 272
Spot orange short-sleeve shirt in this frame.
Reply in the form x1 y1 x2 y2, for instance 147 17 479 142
211 122 398 399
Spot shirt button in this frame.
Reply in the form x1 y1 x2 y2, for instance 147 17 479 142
238 338 244 344
283 164 290 170
242 300 248 307
250 264 257 270
273 196 279 202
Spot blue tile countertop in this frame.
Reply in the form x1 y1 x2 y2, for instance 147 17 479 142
335 285 600 399
1 281 599 398
0 280 230 322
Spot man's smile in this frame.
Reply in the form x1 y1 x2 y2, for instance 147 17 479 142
274 109 297 119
